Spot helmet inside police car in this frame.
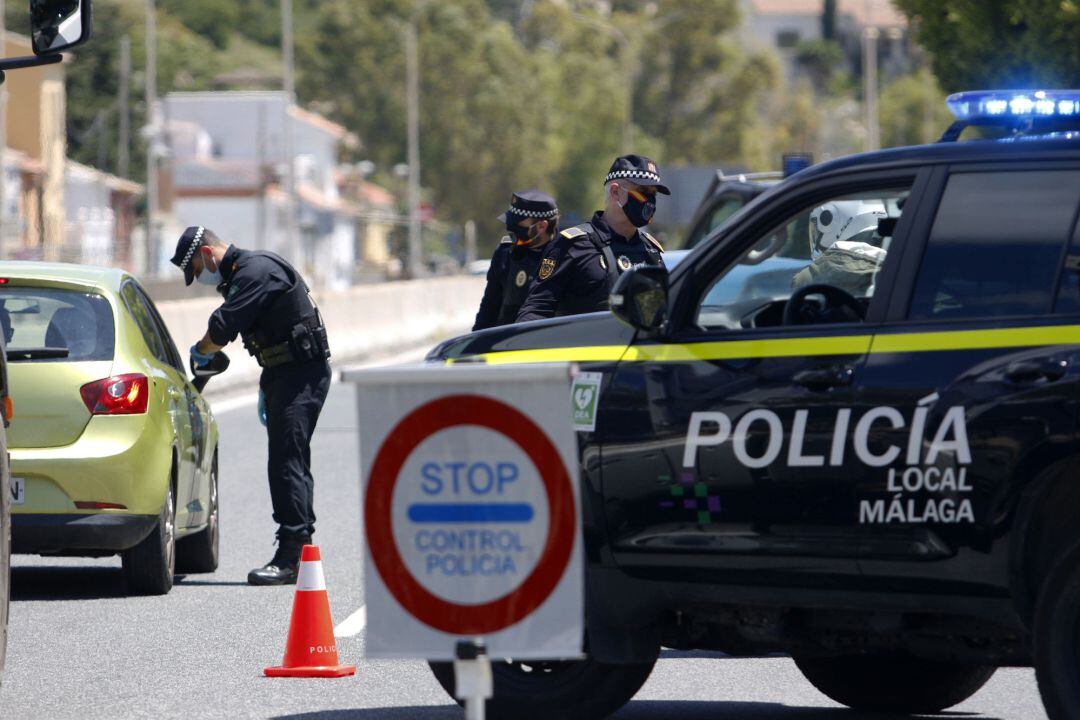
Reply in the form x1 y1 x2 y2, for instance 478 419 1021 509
809 199 887 259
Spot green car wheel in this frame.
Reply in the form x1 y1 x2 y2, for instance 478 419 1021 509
122 482 175 596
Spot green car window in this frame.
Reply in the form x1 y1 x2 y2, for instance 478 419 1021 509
0 287 114 361
120 282 169 364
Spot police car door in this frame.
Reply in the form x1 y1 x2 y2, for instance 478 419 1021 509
856 165 1080 591
600 174 925 586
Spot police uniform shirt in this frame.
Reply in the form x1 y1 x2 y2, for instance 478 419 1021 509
473 239 546 331
207 245 296 347
516 211 664 322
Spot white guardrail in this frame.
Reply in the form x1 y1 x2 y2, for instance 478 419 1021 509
154 276 485 389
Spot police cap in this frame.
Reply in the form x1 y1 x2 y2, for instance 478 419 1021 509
497 189 559 226
170 225 209 286
604 154 671 195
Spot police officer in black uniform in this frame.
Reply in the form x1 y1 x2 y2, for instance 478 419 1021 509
473 190 559 331
170 226 331 586
516 155 668 321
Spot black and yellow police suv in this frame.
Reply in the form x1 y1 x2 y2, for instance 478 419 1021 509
427 91 1080 720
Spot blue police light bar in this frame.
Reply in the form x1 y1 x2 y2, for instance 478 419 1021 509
946 90 1080 120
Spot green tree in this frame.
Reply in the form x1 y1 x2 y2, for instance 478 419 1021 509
160 0 238 50
519 1 629 218
629 0 780 169
894 0 1080 92
297 0 549 239
879 67 955 147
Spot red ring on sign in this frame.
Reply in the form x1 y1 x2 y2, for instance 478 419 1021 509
364 394 576 635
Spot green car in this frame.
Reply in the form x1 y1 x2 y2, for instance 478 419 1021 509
1 262 221 595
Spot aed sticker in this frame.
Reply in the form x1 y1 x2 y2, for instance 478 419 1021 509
570 372 602 432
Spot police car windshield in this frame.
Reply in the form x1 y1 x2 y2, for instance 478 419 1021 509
696 187 911 330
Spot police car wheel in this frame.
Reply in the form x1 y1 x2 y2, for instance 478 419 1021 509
1034 537 1080 720
428 653 657 720
793 654 995 713
122 481 176 596
176 452 220 574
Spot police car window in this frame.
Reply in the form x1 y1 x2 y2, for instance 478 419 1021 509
121 282 169 364
685 197 744 249
1052 204 1080 315
695 187 911 330
909 171 1080 321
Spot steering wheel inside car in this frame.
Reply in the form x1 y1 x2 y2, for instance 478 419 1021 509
783 284 866 325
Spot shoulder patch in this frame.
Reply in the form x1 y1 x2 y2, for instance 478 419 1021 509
641 231 663 252
227 283 241 298
539 257 556 280
560 226 588 239
499 235 513 245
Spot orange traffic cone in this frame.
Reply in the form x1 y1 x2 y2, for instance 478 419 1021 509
264 545 357 678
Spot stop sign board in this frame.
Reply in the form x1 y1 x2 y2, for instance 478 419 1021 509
345 363 583 660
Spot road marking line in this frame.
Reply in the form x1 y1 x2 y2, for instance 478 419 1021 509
334 605 367 637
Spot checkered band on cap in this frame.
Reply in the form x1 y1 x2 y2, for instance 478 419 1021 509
604 169 662 185
179 226 205 271
507 205 558 219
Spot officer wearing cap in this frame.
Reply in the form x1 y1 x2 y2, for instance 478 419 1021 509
170 226 331 586
516 155 668 322
473 190 559 331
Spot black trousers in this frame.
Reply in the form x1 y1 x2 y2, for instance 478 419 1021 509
260 359 332 540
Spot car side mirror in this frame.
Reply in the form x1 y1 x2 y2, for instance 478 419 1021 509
190 350 230 392
610 265 669 335
31 0 93 55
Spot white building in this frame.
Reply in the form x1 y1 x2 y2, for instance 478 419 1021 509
162 91 358 289
64 160 143 268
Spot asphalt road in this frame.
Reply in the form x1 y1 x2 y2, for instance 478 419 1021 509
0 350 1051 720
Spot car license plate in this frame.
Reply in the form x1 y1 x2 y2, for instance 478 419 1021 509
11 476 25 505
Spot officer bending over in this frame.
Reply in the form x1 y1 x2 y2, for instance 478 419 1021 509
473 190 559 331
170 226 331 586
516 155 667 322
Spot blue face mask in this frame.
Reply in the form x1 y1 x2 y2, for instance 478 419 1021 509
196 253 222 286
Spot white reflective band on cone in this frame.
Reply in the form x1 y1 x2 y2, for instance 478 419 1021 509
296 561 327 591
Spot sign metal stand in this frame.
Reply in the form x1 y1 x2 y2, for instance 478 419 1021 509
454 639 493 720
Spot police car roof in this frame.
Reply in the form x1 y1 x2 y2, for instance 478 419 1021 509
789 132 1080 184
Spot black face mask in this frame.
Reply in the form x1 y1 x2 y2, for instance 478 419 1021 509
622 191 656 228
508 222 543 244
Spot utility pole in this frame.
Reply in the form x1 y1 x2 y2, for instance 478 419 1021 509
862 26 880 152
405 16 422 278
145 0 159 276
118 35 131 179
281 0 300 267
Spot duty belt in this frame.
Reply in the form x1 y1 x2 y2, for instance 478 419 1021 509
247 320 330 368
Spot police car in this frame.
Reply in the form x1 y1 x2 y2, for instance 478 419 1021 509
429 91 1080 720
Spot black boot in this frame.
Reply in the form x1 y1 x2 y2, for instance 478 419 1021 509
247 536 309 586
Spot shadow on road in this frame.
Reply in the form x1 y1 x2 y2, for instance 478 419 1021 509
11 565 128 601
272 703 990 720
615 701 989 719
174 577 251 587
272 708 459 720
